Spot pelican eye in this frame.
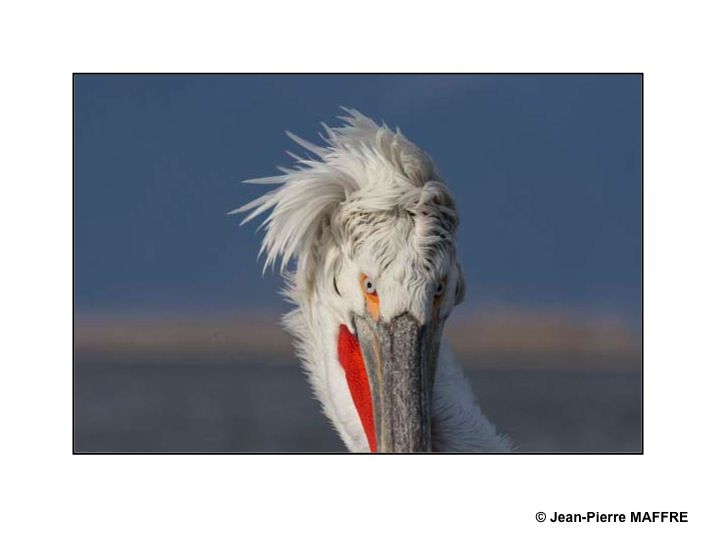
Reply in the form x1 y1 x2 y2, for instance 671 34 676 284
434 280 445 297
363 276 377 295
359 273 381 321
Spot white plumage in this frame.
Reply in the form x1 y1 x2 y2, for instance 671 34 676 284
232 109 512 452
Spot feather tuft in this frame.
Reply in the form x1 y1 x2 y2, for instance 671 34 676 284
230 109 453 283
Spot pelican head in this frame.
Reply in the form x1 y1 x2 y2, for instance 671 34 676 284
232 109 510 453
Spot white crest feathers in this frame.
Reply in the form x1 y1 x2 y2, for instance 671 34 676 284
229 108 455 282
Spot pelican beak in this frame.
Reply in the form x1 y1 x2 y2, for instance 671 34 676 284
353 313 439 453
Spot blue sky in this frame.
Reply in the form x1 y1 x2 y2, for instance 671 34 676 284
74 74 641 321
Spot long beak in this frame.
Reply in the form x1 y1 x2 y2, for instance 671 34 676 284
353 313 439 453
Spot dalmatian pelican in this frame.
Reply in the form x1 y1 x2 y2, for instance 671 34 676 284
231 109 512 453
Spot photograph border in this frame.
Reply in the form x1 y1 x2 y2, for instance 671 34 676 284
72 72 643 455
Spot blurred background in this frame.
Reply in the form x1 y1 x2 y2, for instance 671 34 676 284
74 74 641 453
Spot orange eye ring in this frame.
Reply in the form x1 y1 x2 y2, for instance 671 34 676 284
362 275 377 296
359 273 380 321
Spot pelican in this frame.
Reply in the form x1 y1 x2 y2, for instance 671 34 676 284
232 109 512 453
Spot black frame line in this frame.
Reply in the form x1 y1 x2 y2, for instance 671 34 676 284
72 72 644 455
